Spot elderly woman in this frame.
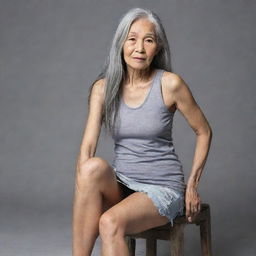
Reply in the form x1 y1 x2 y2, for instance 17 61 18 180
72 7 212 256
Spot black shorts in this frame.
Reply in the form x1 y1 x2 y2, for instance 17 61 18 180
116 175 136 198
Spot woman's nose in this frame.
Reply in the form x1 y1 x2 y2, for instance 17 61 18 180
135 40 145 53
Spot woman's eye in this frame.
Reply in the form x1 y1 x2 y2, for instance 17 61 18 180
127 38 154 43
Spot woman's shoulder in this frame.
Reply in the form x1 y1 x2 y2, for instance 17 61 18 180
89 78 107 102
160 69 184 92
93 77 106 88
92 78 106 93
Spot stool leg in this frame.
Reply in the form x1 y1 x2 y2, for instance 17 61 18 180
146 237 157 256
200 208 212 256
170 224 185 256
125 236 136 256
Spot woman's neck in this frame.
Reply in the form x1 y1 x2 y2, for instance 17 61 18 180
124 66 155 87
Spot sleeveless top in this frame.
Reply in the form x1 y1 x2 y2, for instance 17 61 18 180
111 68 186 194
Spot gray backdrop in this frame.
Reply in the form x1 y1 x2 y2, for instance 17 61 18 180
1 0 255 255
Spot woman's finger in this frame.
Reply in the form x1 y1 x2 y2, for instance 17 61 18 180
186 203 190 217
197 202 201 212
191 201 200 213
185 201 191 219
191 203 196 213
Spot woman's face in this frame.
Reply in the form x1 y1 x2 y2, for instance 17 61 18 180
122 18 158 71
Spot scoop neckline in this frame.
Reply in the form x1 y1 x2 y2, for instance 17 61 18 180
121 69 159 110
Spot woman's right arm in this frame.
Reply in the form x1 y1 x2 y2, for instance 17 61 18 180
76 78 105 168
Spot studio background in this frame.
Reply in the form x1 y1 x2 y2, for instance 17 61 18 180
1 0 255 255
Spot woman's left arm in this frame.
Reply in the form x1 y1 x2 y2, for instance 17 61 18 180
163 73 213 222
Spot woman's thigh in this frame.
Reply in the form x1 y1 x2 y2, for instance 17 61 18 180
77 157 131 212
100 191 169 235
102 179 136 211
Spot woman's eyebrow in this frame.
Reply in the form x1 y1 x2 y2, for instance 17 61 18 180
128 32 156 37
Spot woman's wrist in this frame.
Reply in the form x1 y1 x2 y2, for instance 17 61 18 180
186 179 199 190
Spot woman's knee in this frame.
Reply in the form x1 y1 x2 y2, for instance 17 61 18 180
99 212 125 239
78 157 108 178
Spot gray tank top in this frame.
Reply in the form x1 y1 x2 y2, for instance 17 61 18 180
111 68 186 194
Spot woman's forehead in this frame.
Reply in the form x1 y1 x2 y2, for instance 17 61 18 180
128 19 156 36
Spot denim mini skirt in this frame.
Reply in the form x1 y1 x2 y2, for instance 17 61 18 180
113 168 185 227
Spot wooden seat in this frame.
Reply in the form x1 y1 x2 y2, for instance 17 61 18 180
125 203 212 256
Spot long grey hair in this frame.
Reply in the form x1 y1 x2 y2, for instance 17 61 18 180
88 7 173 136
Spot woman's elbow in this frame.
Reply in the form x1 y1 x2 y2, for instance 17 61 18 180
208 125 213 137
205 126 213 143
196 125 212 138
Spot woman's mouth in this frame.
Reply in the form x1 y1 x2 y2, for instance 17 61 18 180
133 57 146 61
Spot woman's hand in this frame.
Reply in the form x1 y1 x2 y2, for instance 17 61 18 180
185 186 201 223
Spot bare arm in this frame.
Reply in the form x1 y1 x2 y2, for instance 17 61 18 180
172 76 212 189
77 79 105 168
163 72 212 221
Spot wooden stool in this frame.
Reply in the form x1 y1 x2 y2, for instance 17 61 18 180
125 203 212 256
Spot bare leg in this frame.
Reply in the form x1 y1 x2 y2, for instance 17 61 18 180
72 157 124 256
101 233 130 256
99 192 169 256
